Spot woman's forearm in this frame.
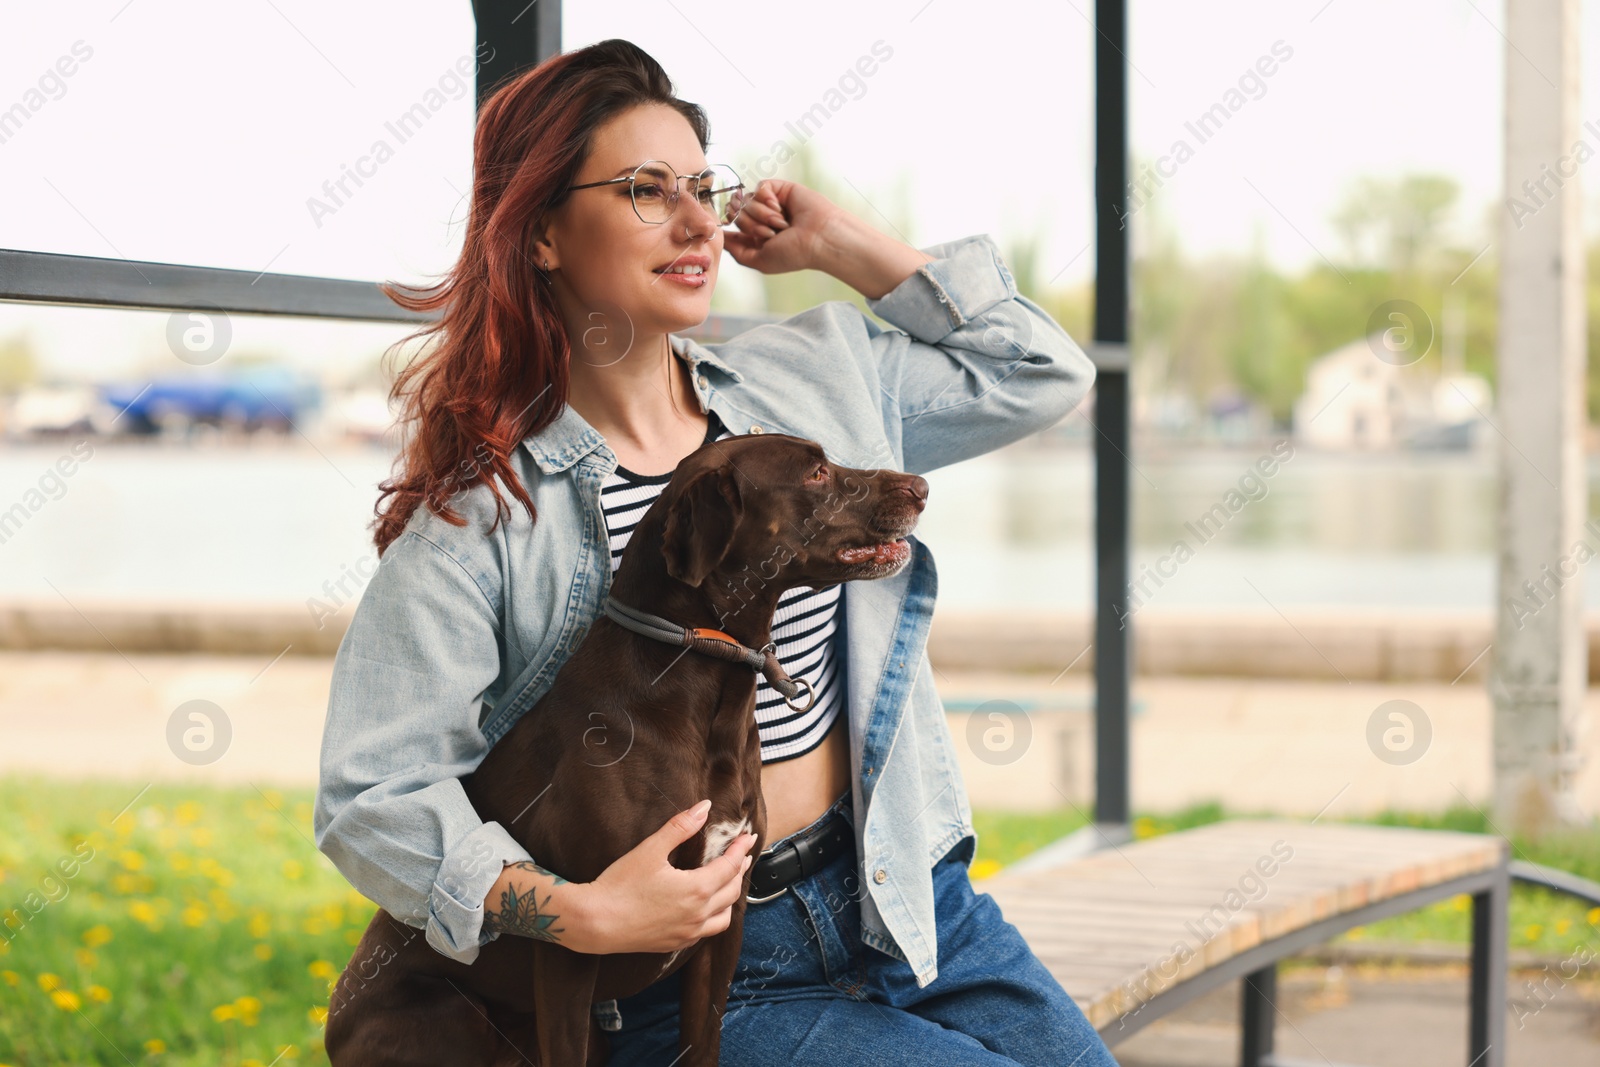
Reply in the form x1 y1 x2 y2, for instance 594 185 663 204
482 860 608 954
813 210 936 300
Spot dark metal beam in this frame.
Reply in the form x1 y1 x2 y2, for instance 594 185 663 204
0 247 433 323
472 0 561 110
1092 0 1132 827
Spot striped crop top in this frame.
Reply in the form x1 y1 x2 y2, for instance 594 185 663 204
599 410 847 763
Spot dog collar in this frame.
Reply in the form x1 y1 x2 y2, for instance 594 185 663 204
602 594 816 713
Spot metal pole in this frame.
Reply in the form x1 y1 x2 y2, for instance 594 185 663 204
472 0 562 110
1092 0 1131 828
1493 0 1587 838
1238 966 1277 1067
1468 868 1508 1067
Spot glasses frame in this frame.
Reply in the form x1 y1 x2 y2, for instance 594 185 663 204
567 160 747 227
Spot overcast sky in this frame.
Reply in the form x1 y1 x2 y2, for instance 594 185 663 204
2 0 1596 378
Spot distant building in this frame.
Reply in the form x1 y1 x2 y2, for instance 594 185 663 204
1292 334 1490 451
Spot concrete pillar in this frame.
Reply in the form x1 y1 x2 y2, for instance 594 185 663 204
1493 0 1588 838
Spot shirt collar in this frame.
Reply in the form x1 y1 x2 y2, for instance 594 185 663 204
520 334 743 475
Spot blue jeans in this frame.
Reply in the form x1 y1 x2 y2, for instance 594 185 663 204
602 789 1119 1066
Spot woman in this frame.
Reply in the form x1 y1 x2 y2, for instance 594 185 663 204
314 36 1117 1067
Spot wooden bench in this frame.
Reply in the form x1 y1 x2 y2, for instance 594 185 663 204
981 819 1510 1066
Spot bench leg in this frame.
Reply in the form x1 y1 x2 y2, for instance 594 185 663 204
1469 870 1508 1067
1239 963 1276 1067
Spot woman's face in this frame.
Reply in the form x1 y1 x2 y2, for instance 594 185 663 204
537 103 722 342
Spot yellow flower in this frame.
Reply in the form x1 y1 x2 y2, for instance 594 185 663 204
308 960 337 980
282 860 304 881
253 944 273 960
242 1060 265 1067
1132 816 1158 840
308 1006 328 1026
1556 919 1571 936
37 973 61 992
143 1038 166 1054
276 1045 300 1060
1588 907 1600 926
1 971 19 987
82 925 113 948
1524 924 1544 942
175 800 202 825
87 985 112 1003
181 903 208 928
74 948 97 968
211 1004 236 1022
50 989 82 1011
234 995 262 1026
118 850 145 871
0 939 8 955
968 859 1003 881
248 913 272 939
129 901 159 926
263 788 284 808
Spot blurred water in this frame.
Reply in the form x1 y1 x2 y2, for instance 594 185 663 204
0 438 1591 612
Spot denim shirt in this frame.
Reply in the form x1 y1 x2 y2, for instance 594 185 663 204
313 232 1096 990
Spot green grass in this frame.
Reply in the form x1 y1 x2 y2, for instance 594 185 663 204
1 776 1598 1065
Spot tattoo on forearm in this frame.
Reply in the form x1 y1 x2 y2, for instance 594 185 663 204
483 860 569 942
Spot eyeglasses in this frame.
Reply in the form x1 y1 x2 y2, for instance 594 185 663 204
567 160 748 227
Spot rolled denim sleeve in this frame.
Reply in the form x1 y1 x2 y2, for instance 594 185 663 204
862 232 1096 474
313 527 534 965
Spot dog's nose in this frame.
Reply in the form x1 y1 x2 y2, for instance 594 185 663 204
896 475 929 505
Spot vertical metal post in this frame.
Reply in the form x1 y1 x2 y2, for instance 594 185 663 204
1469 868 1508 1067
1493 0 1586 840
472 0 563 110
1239 965 1276 1067
1092 0 1131 828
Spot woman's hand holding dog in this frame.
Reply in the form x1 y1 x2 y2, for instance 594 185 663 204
575 799 758 955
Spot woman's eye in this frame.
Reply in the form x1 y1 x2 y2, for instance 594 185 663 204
634 183 665 199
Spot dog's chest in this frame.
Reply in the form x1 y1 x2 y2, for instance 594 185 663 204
701 815 753 867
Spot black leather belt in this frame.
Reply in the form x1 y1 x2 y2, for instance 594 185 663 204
746 808 854 903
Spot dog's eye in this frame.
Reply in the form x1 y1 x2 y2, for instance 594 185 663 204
806 464 828 483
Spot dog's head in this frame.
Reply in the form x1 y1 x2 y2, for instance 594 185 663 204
658 433 927 592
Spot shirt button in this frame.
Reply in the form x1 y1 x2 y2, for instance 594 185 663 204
697 375 708 389
874 868 887 884
750 425 764 434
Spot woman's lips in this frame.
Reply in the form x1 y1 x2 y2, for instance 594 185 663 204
653 269 708 288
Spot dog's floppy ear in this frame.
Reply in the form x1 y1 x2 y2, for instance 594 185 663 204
661 467 743 587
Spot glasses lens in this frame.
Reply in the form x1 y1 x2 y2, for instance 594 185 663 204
697 165 747 227
630 162 679 224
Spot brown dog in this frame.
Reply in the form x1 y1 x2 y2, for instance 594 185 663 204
324 431 928 1066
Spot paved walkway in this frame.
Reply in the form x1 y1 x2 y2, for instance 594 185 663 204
4 651 1600 824
1114 963 1600 1066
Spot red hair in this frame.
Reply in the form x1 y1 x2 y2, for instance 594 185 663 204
370 39 712 556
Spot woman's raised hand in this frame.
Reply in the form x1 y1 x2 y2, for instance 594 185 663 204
721 178 847 276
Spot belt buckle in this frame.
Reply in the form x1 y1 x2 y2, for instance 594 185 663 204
745 841 792 904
